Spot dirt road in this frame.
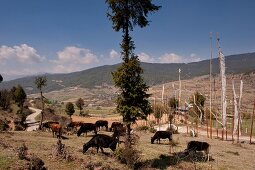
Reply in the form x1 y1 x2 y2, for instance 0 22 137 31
25 107 41 131
154 123 254 142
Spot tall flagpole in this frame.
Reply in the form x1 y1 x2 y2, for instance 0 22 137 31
178 68 181 112
210 32 213 139
218 32 227 140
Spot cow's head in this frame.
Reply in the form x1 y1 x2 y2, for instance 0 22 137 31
82 143 89 153
109 140 118 151
151 137 155 144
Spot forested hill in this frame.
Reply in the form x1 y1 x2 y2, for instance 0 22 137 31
0 52 254 94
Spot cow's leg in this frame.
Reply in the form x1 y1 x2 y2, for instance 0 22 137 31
97 147 99 153
100 147 104 153
205 148 210 161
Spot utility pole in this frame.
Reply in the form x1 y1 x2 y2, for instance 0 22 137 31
250 99 255 144
209 32 213 139
178 68 181 115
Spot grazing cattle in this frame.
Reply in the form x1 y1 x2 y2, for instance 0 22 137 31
95 120 108 131
77 123 97 137
112 126 126 144
42 121 59 131
83 134 118 153
151 131 173 144
109 122 123 132
66 121 83 131
185 141 210 161
50 123 62 138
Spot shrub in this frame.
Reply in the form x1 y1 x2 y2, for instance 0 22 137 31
135 125 149 131
115 146 141 169
148 127 157 133
26 155 46 170
0 120 9 131
51 139 73 162
17 143 28 160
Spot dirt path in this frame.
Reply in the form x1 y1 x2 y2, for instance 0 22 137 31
25 107 41 131
155 123 254 142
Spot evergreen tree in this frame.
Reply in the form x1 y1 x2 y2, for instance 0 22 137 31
75 98 85 116
168 97 179 110
0 89 11 110
13 85 27 114
65 102 75 118
106 0 160 147
0 74 3 83
34 76 47 129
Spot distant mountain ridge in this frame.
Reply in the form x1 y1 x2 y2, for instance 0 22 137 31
0 52 254 94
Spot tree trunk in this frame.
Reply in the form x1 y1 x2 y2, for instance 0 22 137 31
39 90 44 130
126 123 132 148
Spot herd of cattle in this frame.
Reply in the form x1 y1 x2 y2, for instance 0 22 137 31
42 120 210 160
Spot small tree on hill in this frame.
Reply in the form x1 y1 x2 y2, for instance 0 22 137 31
190 91 206 123
154 104 163 126
65 102 75 118
0 89 11 110
75 98 84 116
34 76 47 129
168 97 179 111
13 85 27 113
106 0 160 148
0 74 3 83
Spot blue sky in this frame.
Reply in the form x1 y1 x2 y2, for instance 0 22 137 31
0 0 255 80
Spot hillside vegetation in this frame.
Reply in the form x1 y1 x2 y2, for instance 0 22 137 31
0 52 254 94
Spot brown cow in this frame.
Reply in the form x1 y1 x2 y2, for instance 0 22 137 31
50 123 62 138
66 121 83 131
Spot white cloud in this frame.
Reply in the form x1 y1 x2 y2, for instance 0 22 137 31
54 46 98 65
109 49 119 59
0 44 45 63
138 52 155 63
189 53 201 62
159 53 201 63
49 46 99 73
159 53 183 63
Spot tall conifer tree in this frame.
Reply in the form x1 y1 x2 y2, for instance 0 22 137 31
106 0 160 147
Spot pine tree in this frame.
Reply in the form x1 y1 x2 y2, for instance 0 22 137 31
65 102 75 118
75 98 85 116
106 0 160 147
0 74 3 83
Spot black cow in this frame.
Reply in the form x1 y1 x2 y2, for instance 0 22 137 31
185 141 210 161
109 122 123 132
112 126 126 144
77 123 97 137
151 131 173 144
82 134 118 153
95 120 108 131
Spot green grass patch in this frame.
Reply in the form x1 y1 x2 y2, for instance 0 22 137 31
0 154 16 169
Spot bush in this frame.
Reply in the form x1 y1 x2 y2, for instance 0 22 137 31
115 147 141 169
148 127 157 133
135 125 149 131
17 143 28 160
26 155 46 170
51 139 73 162
0 120 9 131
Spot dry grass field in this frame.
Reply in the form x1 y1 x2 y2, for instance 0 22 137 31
1 127 255 170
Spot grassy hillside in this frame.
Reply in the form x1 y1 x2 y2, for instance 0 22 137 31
0 52 254 94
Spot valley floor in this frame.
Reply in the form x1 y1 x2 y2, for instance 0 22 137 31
0 129 255 170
